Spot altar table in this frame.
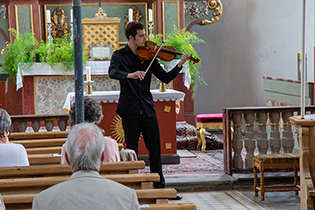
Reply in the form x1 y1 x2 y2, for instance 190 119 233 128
63 90 185 163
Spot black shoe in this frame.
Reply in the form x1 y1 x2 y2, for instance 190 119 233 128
169 195 182 200
153 182 165 189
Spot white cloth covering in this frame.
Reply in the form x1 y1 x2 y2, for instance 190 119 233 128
16 60 191 90
63 89 185 113
0 143 29 167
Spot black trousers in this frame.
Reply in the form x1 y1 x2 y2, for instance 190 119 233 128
121 114 165 188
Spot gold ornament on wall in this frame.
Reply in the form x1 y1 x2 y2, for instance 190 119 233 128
125 6 142 26
51 7 69 38
110 115 125 143
185 0 222 25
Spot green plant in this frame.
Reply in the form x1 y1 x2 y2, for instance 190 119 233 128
2 29 88 80
149 26 207 92
1 29 39 80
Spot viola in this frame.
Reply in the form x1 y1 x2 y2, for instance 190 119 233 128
137 41 200 64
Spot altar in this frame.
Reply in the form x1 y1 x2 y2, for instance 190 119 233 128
63 89 185 164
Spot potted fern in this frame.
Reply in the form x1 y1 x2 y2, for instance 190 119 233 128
2 29 88 80
149 26 207 92
1 29 39 80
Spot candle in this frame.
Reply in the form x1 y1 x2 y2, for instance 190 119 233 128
46 10 51 23
70 9 73 22
86 67 91 81
129 8 133 22
148 9 153 22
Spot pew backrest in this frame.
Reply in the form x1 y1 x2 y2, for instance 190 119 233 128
0 161 145 178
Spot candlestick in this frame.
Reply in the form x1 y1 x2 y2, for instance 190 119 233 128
47 23 53 43
46 10 51 23
99 0 101 8
86 67 91 81
129 8 133 22
70 9 73 22
148 9 153 22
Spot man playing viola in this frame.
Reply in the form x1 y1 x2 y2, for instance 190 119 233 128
108 21 190 190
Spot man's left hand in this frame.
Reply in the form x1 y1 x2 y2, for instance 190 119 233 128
177 53 190 68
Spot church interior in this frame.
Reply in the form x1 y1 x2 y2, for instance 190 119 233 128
0 0 314 209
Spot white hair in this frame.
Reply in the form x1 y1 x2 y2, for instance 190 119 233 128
0 109 11 137
65 122 105 172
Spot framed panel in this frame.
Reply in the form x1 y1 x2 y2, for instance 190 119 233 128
162 1 179 37
15 5 33 34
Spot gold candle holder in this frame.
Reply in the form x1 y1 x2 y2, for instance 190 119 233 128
159 82 166 92
84 81 94 94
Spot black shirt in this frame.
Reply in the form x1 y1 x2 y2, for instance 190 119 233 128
108 44 182 118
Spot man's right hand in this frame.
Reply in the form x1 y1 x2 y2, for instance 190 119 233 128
127 71 146 80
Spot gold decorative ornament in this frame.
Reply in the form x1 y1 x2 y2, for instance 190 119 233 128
125 6 142 26
51 7 69 38
1 41 10 56
110 115 125 143
165 143 172 149
82 18 121 55
94 7 107 18
164 106 171 113
201 0 223 25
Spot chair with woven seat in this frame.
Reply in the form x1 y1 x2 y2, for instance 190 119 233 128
253 153 300 201
196 113 223 152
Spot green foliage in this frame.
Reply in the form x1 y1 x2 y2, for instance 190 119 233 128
149 26 207 92
2 30 88 80
2 29 39 80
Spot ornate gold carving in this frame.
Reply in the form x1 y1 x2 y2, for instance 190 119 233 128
125 6 142 26
164 106 171 113
94 8 107 18
202 0 223 25
82 18 121 56
1 41 10 56
51 7 69 38
110 115 125 143
165 143 172 149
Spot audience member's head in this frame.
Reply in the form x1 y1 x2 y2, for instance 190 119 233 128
65 122 105 172
69 97 103 126
0 108 11 141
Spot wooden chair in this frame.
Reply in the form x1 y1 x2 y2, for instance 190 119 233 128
253 153 300 200
195 113 223 152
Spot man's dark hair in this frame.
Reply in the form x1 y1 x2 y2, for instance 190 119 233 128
125 21 144 40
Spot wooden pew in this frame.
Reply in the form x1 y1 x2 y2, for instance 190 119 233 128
11 138 67 149
26 146 62 154
9 131 69 140
0 161 145 178
0 173 160 193
2 188 177 207
2 192 196 210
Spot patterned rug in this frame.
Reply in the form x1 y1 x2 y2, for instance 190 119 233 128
139 149 224 176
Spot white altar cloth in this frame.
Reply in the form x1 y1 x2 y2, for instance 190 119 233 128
63 89 185 113
16 60 190 90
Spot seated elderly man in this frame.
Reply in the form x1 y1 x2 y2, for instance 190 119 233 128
32 122 140 210
60 97 120 164
0 108 29 167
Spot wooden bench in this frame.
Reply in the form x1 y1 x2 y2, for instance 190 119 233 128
0 161 145 178
0 173 160 193
2 188 177 207
2 193 196 210
26 146 62 154
253 153 300 201
9 131 69 140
